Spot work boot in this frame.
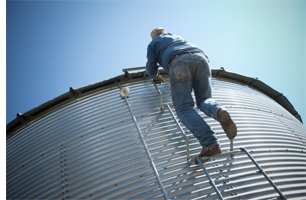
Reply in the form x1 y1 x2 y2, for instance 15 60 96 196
195 144 222 164
217 108 237 140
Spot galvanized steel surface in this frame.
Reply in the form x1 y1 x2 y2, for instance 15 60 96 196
7 75 306 200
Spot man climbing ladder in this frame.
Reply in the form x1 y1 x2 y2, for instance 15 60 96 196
146 27 237 162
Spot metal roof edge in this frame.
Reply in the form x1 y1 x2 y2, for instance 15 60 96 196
212 68 303 123
6 68 303 139
6 71 147 139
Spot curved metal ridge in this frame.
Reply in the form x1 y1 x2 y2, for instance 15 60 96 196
6 74 306 200
6 68 303 139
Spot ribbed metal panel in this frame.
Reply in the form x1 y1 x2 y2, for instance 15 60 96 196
7 74 306 200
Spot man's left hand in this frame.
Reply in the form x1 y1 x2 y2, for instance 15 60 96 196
153 74 165 84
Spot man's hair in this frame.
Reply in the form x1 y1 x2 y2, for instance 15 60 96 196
150 27 166 39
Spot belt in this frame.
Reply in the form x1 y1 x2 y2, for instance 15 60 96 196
168 52 202 66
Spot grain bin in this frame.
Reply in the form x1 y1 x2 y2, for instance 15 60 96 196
6 68 305 199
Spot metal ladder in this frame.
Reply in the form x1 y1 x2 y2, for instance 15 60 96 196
120 67 287 200
150 80 287 200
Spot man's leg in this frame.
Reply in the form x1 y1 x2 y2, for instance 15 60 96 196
169 56 219 149
193 53 237 140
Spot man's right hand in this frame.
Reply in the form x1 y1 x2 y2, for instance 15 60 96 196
153 74 165 84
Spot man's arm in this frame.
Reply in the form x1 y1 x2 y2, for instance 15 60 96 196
146 45 159 79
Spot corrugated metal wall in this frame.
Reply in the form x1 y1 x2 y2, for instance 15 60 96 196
7 75 306 200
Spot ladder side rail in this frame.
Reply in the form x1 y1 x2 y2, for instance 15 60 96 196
230 139 234 151
151 80 190 162
151 80 163 111
196 157 224 200
118 85 169 200
125 96 169 200
240 148 287 200
165 104 190 162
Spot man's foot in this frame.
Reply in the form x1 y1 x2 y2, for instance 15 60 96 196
195 144 222 164
217 108 237 140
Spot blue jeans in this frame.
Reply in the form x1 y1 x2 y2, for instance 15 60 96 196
168 52 224 149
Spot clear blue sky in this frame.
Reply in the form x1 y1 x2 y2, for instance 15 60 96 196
6 0 305 124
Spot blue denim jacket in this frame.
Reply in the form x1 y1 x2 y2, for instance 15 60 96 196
146 33 203 78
